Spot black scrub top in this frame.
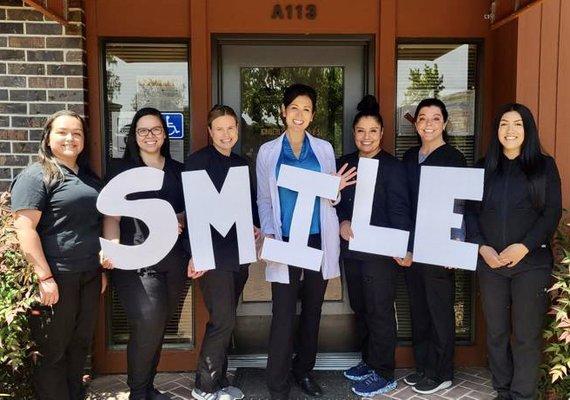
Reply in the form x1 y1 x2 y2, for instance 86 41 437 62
184 145 260 272
106 157 187 270
10 162 102 274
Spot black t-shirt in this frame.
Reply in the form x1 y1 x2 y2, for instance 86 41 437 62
106 157 187 271
184 145 259 272
10 162 102 274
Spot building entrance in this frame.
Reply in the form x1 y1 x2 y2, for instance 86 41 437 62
216 38 371 367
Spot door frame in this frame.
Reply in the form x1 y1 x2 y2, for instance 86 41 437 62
212 34 376 112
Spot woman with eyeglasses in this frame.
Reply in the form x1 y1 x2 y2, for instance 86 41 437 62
102 107 188 400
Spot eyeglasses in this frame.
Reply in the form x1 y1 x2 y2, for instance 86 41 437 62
136 126 164 137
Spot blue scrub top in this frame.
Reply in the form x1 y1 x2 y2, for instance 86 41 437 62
276 134 321 237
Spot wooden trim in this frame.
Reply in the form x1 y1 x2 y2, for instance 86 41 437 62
378 0 396 153
491 0 545 30
23 0 68 25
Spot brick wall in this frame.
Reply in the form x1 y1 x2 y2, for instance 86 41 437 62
0 0 86 191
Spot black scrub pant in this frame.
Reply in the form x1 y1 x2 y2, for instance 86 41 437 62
266 235 328 399
478 266 551 400
30 269 101 400
343 256 398 379
112 258 187 400
404 262 455 381
195 266 249 393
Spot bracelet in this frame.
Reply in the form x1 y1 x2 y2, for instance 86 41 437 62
39 275 53 282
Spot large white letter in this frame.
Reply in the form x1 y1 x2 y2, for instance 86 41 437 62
261 165 340 271
349 158 409 258
413 166 484 270
97 167 178 270
183 166 256 271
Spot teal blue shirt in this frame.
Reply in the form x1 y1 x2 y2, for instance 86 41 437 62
276 134 321 237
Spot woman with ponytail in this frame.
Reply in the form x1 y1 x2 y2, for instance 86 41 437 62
467 103 561 399
337 95 412 396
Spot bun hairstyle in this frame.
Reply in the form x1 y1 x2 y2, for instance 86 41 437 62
352 95 384 129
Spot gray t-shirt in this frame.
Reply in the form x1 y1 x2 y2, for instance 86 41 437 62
10 162 102 273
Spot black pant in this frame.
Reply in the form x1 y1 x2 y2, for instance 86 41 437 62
112 259 187 400
30 269 101 400
344 257 398 379
266 235 328 399
478 266 550 400
405 262 455 381
195 267 249 393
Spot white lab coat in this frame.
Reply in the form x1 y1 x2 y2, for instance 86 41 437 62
256 132 341 284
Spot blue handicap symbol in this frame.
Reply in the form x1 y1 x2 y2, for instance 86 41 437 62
162 112 184 139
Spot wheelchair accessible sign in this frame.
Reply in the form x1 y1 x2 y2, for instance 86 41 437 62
162 112 184 139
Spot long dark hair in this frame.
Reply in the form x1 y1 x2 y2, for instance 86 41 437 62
484 103 547 209
413 98 450 142
39 110 88 185
123 107 171 164
352 95 383 129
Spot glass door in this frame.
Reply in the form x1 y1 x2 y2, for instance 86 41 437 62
217 42 369 362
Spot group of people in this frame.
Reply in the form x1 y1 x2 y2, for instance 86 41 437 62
10 82 562 400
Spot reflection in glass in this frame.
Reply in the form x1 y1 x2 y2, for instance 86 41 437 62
395 44 478 165
240 66 344 164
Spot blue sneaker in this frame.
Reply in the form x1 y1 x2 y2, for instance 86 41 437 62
343 361 374 381
351 372 397 396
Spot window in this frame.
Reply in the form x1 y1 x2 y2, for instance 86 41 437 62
394 42 480 342
395 43 479 165
103 42 190 163
102 42 193 348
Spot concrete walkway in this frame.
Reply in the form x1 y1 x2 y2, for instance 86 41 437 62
86 367 497 400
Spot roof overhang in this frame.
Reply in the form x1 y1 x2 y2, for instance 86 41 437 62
487 0 544 30
23 0 69 25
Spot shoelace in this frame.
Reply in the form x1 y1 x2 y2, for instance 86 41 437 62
363 373 381 386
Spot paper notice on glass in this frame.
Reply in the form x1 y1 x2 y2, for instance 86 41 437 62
261 165 340 271
413 166 484 270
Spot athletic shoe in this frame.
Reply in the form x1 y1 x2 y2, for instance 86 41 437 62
343 361 375 381
148 387 172 400
351 372 397 396
412 377 452 394
222 385 245 400
403 371 425 386
191 388 232 400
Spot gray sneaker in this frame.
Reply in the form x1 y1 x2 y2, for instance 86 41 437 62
222 385 245 400
191 388 232 400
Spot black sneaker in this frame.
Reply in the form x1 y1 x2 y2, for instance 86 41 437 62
403 371 424 386
412 377 452 394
